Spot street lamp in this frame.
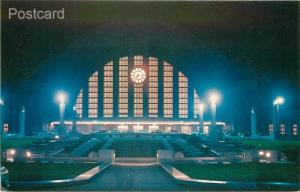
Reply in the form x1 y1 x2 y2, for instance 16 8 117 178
56 92 67 138
198 103 205 135
57 93 66 105
19 106 26 137
209 93 219 127
210 94 219 106
273 97 284 106
272 96 284 140
208 91 220 137
72 105 78 134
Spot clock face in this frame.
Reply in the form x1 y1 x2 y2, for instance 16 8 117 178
131 68 146 83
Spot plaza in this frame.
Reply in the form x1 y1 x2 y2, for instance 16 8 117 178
1 133 300 191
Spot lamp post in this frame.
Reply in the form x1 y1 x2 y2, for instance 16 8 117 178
208 92 220 138
272 96 284 140
72 105 78 135
251 107 257 138
56 92 67 138
198 103 205 135
19 106 26 137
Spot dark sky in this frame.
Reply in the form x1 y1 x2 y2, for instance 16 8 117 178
2 1 299 134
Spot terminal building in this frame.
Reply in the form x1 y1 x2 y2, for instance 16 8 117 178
50 55 228 135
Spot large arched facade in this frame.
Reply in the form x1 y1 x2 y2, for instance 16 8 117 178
71 55 202 134
75 55 200 119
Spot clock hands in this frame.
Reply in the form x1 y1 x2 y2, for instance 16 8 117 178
131 68 146 83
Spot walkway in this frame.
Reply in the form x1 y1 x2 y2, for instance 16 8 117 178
56 164 192 191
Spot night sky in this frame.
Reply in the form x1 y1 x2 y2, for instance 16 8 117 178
2 1 299 134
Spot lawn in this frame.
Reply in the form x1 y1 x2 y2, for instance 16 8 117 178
1 162 98 181
231 139 300 162
173 162 300 183
1 138 41 149
236 139 300 151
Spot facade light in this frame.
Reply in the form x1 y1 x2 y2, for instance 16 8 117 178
26 151 32 158
265 152 271 158
9 149 16 155
54 135 60 140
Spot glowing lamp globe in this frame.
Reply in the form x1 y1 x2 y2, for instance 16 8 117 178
199 103 205 111
56 92 67 104
274 96 284 105
209 93 219 104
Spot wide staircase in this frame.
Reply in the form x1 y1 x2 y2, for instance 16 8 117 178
109 139 165 157
72 138 103 157
100 138 114 150
161 138 174 151
168 138 203 157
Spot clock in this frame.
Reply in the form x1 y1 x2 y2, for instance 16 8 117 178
131 68 146 83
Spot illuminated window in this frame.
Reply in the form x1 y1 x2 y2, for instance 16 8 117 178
280 124 285 135
292 124 298 135
4 124 9 133
163 62 173 118
203 125 209 135
194 89 200 118
103 62 113 117
75 89 83 118
133 55 144 117
179 72 188 118
88 71 98 118
148 57 158 117
269 124 273 134
118 57 128 117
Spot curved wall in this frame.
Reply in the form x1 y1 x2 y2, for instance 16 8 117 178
74 55 201 120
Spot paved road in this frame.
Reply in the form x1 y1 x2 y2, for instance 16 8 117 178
56 164 193 191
